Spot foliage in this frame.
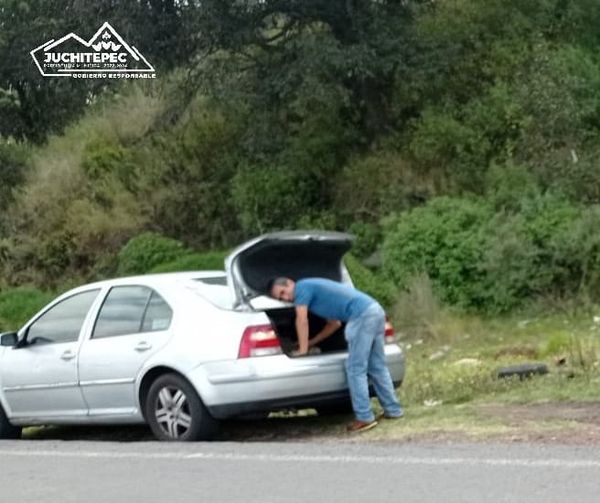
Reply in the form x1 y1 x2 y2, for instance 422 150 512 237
132 96 243 248
484 163 540 212
0 287 54 331
0 140 29 214
0 0 599 315
383 194 600 313
0 0 204 142
344 254 397 309
231 164 317 235
383 197 492 309
347 222 382 260
150 251 229 273
0 87 163 286
334 150 434 224
195 0 420 142
118 233 191 276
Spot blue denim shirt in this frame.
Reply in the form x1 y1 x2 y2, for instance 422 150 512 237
293 278 376 321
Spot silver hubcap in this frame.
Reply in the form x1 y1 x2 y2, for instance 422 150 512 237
154 386 192 439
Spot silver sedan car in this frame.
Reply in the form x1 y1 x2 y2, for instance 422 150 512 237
0 231 405 441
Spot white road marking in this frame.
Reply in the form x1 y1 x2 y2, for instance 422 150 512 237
0 449 599 469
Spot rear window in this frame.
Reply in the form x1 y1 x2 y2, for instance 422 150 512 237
195 277 227 286
186 278 232 309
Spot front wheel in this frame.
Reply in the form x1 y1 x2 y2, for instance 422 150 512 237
0 403 21 440
145 374 219 441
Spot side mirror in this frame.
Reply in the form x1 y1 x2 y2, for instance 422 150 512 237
0 332 18 347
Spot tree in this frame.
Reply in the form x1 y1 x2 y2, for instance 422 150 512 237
194 0 423 143
0 1 109 141
0 0 203 142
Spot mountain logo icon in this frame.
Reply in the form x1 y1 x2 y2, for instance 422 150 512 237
92 41 122 51
31 22 156 79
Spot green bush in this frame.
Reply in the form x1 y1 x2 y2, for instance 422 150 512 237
150 251 229 273
344 254 397 309
0 288 54 331
483 195 583 310
542 203 600 298
118 232 191 276
484 163 540 211
408 83 528 194
475 212 540 312
382 194 600 312
134 98 242 247
231 165 315 234
474 198 578 312
333 151 433 223
81 140 139 193
409 108 482 186
383 197 492 309
347 222 382 260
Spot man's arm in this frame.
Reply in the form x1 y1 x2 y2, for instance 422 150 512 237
309 320 342 347
294 305 310 356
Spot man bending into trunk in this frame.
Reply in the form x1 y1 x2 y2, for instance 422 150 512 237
267 277 403 433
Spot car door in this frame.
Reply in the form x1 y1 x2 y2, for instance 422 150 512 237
78 285 174 417
0 289 100 419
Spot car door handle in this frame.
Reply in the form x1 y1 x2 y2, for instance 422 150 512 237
60 350 76 361
135 341 152 352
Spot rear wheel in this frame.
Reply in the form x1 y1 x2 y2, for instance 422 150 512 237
145 374 219 441
0 403 21 440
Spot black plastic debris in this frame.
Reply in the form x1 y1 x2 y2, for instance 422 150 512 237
496 363 549 381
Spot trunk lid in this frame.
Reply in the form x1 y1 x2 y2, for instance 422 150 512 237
225 230 354 309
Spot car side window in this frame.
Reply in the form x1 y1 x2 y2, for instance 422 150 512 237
92 286 172 339
141 292 173 332
27 289 100 345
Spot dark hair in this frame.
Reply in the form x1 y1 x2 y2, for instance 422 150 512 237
266 277 289 295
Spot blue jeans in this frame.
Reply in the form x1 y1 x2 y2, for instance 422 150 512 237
345 303 403 422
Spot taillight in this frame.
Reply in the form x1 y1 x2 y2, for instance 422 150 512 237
384 317 396 344
238 324 283 358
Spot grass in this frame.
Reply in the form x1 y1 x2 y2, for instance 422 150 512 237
373 298 600 441
402 312 600 402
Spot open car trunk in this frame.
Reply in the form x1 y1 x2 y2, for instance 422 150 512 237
265 307 348 356
226 231 354 355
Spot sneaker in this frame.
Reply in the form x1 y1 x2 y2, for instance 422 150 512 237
376 412 404 421
346 419 378 433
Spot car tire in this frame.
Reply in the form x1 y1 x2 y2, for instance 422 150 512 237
0 403 21 440
145 373 219 441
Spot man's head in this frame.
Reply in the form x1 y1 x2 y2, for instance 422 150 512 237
268 277 295 302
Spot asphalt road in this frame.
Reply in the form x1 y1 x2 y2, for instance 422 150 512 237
1 440 599 502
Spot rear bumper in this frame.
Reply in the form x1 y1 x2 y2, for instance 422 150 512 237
188 345 405 419
207 380 403 419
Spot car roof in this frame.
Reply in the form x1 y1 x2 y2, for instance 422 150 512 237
66 271 226 294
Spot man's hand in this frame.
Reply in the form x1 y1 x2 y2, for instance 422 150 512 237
291 347 308 357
